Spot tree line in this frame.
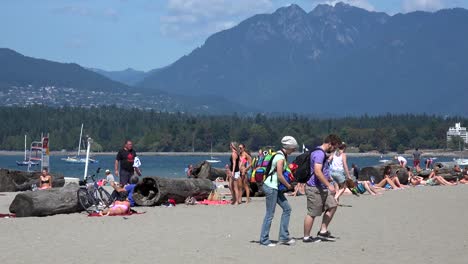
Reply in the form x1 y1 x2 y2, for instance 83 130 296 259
0 105 466 153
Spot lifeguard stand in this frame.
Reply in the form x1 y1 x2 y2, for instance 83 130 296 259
28 134 50 172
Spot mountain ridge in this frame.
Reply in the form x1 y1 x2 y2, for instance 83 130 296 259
139 3 468 116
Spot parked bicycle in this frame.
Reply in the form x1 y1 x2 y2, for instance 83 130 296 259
77 168 113 213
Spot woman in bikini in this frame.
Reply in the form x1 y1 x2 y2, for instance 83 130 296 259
39 168 52 190
239 143 252 204
374 166 405 189
100 186 131 216
410 174 456 186
229 142 241 205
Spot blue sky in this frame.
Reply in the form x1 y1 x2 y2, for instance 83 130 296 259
1 0 467 71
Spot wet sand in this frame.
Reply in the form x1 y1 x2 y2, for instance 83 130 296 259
1 185 467 264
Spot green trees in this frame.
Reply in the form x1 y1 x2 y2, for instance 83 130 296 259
0 106 465 152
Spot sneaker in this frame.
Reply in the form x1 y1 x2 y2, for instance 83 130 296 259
302 236 321 243
317 231 337 242
280 238 296 246
266 243 277 247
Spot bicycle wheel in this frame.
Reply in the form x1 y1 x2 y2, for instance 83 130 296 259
77 188 95 213
97 187 113 208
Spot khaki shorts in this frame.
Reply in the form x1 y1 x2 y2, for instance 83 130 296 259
306 185 338 217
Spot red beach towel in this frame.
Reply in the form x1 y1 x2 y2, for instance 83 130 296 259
198 199 230 205
0 213 16 218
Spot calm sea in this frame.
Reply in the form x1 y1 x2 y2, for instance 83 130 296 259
0 154 455 179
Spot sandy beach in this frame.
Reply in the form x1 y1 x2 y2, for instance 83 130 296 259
1 185 467 264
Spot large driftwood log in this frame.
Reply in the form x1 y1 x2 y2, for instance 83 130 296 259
0 168 65 192
190 161 227 181
359 163 409 185
9 184 82 217
133 177 214 206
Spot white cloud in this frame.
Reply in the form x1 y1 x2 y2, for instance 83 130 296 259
402 0 444 12
160 0 275 40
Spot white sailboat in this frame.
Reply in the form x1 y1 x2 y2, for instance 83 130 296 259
206 141 221 163
16 135 39 166
454 140 468 166
62 124 98 164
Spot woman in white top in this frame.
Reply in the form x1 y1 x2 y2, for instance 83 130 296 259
330 143 351 201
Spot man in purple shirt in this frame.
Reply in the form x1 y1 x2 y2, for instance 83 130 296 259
303 134 342 243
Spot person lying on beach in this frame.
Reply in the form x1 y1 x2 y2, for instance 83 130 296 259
100 185 131 216
39 168 52 190
460 167 468 184
356 181 383 195
453 165 462 173
410 176 456 186
374 166 405 189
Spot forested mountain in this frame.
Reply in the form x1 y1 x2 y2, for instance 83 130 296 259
140 3 468 116
89 68 147 86
0 48 129 92
0 106 465 152
0 48 252 114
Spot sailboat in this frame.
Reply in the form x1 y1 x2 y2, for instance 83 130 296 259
206 141 221 163
454 140 468 166
62 124 98 164
16 135 39 166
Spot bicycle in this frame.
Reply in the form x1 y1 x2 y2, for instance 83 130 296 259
77 168 113 213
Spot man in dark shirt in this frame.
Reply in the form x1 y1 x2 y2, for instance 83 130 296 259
413 148 422 171
115 140 137 185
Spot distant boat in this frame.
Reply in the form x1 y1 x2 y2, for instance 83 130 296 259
206 140 221 163
16 135 39 166
379 159 390 163
454 158 468 166
62 124 98 164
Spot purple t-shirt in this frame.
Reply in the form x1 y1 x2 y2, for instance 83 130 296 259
306 148 330 189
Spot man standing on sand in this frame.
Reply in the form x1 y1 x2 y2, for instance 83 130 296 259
413 148 422 171
303 134 342 243
115 140 137 185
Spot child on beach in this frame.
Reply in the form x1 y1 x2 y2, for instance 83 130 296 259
374 166 406 189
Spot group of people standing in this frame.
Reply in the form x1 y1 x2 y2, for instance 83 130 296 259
227 142 254 205
259 134 344 246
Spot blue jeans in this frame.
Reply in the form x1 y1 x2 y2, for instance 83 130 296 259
259 184 292 245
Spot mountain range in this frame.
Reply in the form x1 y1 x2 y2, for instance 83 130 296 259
2 2 468 116
0 48 249 113
139 3 468 116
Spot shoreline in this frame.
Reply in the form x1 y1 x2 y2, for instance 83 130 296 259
0 150 466 157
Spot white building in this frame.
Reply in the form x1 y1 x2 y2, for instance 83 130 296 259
447 123 468 143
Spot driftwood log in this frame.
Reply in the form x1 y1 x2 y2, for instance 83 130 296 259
9 184 82 217
0 168 64 192
190 161 227 181
359 163 409 185
133 177 214 206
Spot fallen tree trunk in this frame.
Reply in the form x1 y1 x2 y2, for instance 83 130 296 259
0 168 65 192
133 177 214 206
190 161 227 181
9 184 82 217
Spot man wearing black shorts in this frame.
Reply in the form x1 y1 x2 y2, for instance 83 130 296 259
115 140 136 185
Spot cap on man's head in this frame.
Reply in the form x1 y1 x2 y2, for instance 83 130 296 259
105 169 111 174
281 136 298 150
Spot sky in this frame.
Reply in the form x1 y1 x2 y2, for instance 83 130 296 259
1 0 467 72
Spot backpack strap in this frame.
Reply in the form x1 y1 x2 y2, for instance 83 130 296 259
268 150 287 183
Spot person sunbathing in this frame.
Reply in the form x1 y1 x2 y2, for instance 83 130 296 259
410 175 456 186
99 200 131 216
356 180 383 195
374 166 405 189
459 167 468 184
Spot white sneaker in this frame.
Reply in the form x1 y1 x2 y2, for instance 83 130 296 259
266 243 277 247
281 238 296 246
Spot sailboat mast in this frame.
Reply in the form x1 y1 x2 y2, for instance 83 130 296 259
77 123 83 156
24 135 27 161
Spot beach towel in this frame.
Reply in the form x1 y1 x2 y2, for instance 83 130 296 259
87 209 145 217
198 199 230 205
1 213 16 218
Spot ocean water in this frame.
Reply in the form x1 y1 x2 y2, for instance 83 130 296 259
0 154 455 179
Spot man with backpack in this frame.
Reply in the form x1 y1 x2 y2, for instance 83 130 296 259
303 134 342 243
